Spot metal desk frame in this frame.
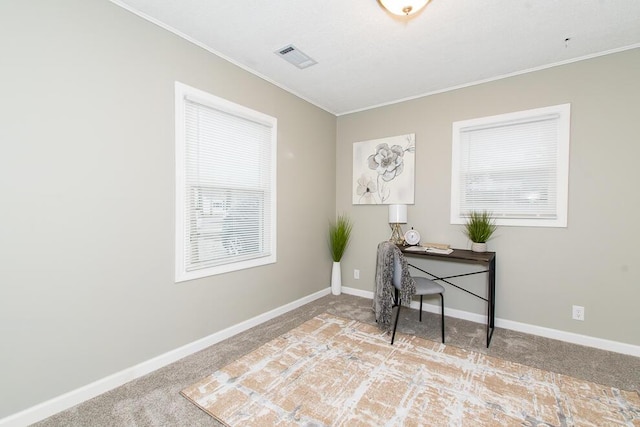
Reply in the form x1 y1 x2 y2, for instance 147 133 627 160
400 247 496 347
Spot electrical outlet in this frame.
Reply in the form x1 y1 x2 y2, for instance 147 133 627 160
572 305 585 321
354 269 360 279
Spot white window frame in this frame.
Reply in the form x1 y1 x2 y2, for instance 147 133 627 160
451 104 570 227
175 82 277 282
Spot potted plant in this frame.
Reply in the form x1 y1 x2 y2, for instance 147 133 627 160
463 210 497 252
328 214 353 295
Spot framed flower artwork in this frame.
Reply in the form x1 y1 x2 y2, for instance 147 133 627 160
352 133 415 204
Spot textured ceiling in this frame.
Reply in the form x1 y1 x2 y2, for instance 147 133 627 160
112 0 640 115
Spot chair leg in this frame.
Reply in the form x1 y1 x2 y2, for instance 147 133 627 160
419 296 423 322
440 293 445 343
391 303 401 345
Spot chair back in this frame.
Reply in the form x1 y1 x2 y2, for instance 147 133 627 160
392 250 403 290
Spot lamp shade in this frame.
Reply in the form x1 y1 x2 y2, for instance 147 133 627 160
379 0 429 16
388 204 407 223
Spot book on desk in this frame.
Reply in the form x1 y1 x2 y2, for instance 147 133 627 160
403 245 454 255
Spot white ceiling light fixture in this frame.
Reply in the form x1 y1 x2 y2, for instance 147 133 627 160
379 0 430 16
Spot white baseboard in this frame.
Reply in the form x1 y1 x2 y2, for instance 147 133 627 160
495 317 640 358
0 288 331 427
338 286 373 300
341 286 640 357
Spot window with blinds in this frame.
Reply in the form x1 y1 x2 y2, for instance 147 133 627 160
175 82 277 282
451 104 570 227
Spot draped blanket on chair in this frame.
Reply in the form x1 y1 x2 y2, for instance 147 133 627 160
373 241 416 331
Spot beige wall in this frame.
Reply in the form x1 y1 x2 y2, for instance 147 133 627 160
337 48 640 347
0 0 336 417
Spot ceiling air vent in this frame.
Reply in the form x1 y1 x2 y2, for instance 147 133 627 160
275 44 317 69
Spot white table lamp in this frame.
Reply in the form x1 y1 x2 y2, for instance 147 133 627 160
388 204 407 245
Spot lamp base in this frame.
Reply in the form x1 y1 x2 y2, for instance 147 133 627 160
389 223 404 245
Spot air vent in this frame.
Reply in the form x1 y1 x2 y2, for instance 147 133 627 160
275 44 317 69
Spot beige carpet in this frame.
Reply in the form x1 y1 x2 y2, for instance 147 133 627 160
182 313 640 426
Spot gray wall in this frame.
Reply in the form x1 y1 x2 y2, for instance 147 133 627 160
0 0 336 417
337 48 640 347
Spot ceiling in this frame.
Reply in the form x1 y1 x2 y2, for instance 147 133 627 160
112 0 640 115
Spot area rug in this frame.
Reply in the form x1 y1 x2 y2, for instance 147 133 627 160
181 313 640 426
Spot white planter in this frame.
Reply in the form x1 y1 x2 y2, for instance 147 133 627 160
331 261 342 295
471 242 487 252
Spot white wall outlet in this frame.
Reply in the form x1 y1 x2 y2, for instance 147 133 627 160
572 305 585 321
354 269 360 279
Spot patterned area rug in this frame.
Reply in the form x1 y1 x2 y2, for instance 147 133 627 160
181 313 639 426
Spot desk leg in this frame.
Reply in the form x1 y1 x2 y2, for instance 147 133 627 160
487 257 496 347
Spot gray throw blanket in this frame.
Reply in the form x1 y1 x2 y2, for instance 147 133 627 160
373 241 416 331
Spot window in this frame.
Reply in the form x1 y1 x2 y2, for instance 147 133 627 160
175 82 277 282
451 104 570 227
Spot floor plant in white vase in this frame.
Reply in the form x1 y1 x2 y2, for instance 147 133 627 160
464 210 497 252
328 214 353 295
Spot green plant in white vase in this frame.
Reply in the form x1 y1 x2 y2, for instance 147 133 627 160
464 210 497 252
328 214 353 295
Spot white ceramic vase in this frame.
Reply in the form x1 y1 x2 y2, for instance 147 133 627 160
331 261 342 295
471 242 487 252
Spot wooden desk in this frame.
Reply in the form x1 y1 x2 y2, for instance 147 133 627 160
399 246 496 347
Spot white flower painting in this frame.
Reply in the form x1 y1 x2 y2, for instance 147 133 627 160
352 134 415 205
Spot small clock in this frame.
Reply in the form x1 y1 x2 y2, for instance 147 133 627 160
404 229 421 246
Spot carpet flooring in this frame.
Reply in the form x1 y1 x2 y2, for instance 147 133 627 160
32 294 640 426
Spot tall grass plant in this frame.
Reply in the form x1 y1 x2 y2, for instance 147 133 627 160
329 214 353 262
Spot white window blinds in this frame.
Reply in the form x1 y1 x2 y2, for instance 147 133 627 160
175 82 277 282
451 104 570 227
